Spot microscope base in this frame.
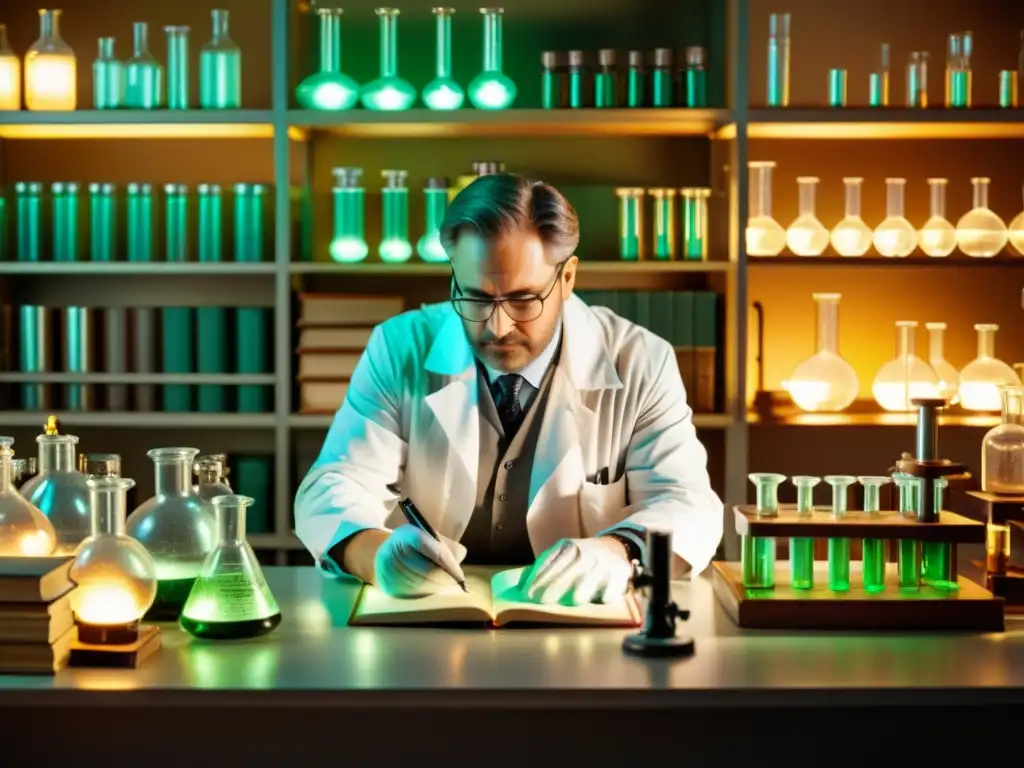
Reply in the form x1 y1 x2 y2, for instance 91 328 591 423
622 632 695 658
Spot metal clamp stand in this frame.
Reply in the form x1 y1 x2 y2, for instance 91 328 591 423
622 530 695 658
905 398 966 521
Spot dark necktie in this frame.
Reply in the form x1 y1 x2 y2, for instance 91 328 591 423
494 374 525 439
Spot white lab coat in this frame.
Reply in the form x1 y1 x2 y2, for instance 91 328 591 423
294 293 724 574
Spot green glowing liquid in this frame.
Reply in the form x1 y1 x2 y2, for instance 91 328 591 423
180 613 281 640
828 537 850 591
862 538 886 592
468 73 516 110
147 577 197 620
297 72 359 110
789 537 814 589
360 77 416 111
422 77 464 110
898 539 921 590
922 541 958 591
741 535 775 588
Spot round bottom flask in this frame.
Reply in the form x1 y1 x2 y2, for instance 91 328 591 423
0 438 56 556
20 430 90 555
982 386 1024 494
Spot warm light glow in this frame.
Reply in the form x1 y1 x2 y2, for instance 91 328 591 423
73 580 146 626
361 82 416 111
0 56 20 110
746 219 787 256
872 380 941 412
468 77 516 110
329 236 369 263
307 79 359 110
422 80 464 110
417 230 447 262
959 382 1005 412
747 118 1024 140
19 529 53 556
25 55 76 111
830 221 872 256
0 122 274 140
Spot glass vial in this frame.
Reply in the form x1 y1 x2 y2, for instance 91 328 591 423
827 68 847 107
615 188 644 261
956 177 1008 258
540 51 563 109
417 177 449 263
859 476 891 593
15 182 43 262
126 182 154 261
199 9 241 109
786 176 829 256
742 473 785 589
925 322 960 404
790 475 818 590
18 307 52 409
685 46 707 107
568 50 586 108
651 48 673 107
52 182 80 262
379 169 411 263
921 478 956 591
869 43 890 107
296 7 359 110
680 187 710 261
1000 70 1019 109
987 523 1011 574
422 8 464 111
893 474 921 589
88 182 117 262
945 33 967 108
905 51 928 108
164 184 189 262
785 292 859 412
626 50 644 108
469 8 516 110
958 323 1021 412
64 307 94 411
93 37 124 109
872 178 917 257
361 8 415 111
595 49 618 108
198 184 223 262
649 188 676 260
234 183 266 262
0 25 20 110
165 26 190 109
918 178 957 257
125 22 163 109
746 161 786 256
329 167 368 263
872 320 941 411
766 12 791 107
25 9 77 111
830 177 872 257
981 385 1024 494
824 475 855 592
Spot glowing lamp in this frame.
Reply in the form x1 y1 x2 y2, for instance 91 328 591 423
24 9 77 112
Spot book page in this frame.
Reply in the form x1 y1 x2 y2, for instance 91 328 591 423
349 569 494 625
490 567 642 628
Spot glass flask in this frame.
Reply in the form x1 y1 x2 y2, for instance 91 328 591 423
165 26 190 110
70 477 157 644
829 177 872 257
379 169 412 263
0 438 56 557
0 25 20 111
824 475 855 592
981 385 1024 494
1009 185 1024 256
126 448 217 620
785 176 829 256
858 476 890 593
468 8 517 110
918 178 957 257
297 8 358 110
360 8 416 111
789 475 818 590
93 37 124 110
745 161 786 256
422 8 464 110
925 322 960 404
25 9 76 111
893 473 921 590
873 178 917 257
199 9 241 109
872 320 940 412
417 177 449 263
956 177 1008 258
741 473 785 589
124 22 163 109
329 167 368 263
649 188 676 260
195 455 232 502
180 495 282 640
20 427 90 555
785 293 859 412
616 188 644 260
958 323 1021 412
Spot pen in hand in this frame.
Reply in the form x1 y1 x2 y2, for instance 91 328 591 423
399 498 469 593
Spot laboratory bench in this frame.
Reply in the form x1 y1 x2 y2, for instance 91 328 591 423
2 565 1023 765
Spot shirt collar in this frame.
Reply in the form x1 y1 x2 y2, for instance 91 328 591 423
480 314 562 389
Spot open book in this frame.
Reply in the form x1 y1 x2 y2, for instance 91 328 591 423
349 566 642 628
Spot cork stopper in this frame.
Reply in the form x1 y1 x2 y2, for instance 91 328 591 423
568 50 585 69
628 50 644 69
79 453 122 477
598 49 616 68
541 51 558 70
653 48 673 68
685 46 705 68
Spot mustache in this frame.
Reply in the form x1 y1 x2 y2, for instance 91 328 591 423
479 333 527 346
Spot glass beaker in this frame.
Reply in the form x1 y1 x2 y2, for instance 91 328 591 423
789 475 818 590
873 178 917 257
925 322 959 404
785 176 829 256
858 476 890 593
0 437 56 557
893 473 921 590
680 188 709 261
872 320 941 412
746 161 785 256
93 37 124 110
20 430 90 555
918 178 957 257
199 9 241 109
958 323 1021 411
417 177 449 263
126 448 218 620
956 177 1008 258
297 7 358 110
741 473 785 589
165 26 190 109
824 475 855 592
360 8 416 111
649 188 676 260
422 8 464 110
329 167 368 263
180 494 282 640
1009 184 1024 256
616 188 644 260
468 8 516 109
195 455 232 503
829 177 872 257
25 9 76 111
869 43 890 107
905 51 928 108
785 293 859 412
0 25 21 111
982 385 1024 494
125 22 163 109
766 12 791 107
379 169 412 263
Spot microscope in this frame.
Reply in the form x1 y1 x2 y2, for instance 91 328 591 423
622 529 695 658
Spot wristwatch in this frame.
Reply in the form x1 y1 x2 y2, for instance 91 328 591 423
604 529 646 569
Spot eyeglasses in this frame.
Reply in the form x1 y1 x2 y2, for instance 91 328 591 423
450 260 568 323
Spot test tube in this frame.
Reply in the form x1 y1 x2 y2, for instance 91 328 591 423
858 476 891 593
827 68 847 107
595 49 617 108
165 26 190 109
921 477 957 591
197 183 223 262
869 43 890 107
126 182 154 261
681 188 710 261
234 183 266 262
329 167 368 263
540 51 561 109
999 71 1018 108
789 476 819 590
684 46 706 107
379 169 411 263
88 183 117 262
893 473 920 589
986 524 1010 574
567 50 586 108
164 184 189 261
15 182 43 262
626 50 644 108
766 12 791 107
651 48 673 107
906 51 928 108
742 473 785 589
824 475 855 592
648 188 676 260
945 34 966 108
961 30 973 107
52 182 80 262
615 188 644 261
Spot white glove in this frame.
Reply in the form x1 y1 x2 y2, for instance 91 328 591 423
517 537 633 606
373 524 468 599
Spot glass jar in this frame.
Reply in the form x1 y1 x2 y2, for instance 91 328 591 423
125 22 163 109
956 177 1008 258
93 37 124 110
872 320 941 411
24 9 76 111
745 161 785 256
918 178 957 257
329 167 368 263
925 322 960 404
785 176 829 256
872 178 917 257
417 177 449 262
296 7 359 111
981 385 1024 494
0 25 20 111
829 177 872 257
784 293 859 412
199 9 242 109
958 323 1021 411
20 431 90 555
421 8 464 110
0 437 56 556
468 8 517 110
360 8 416 111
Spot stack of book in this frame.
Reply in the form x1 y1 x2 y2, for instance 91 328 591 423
0 557 77 675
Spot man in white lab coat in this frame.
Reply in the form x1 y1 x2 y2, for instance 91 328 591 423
295 173 723 605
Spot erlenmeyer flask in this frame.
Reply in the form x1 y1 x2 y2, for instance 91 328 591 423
925 322 960 404
745 161 785 256
829 177 872 257
1009 183 1024 256
956 177 1008 258
359 8 416 111
421 8 464 110
180 495 282 640
918 178 957 257
0 437 56 557
872 178 917 257
958 323 1021 411
20 423 90 555
872 320 941 411
982 385 1024 493
468 8 517 110
785 176 829 256
295 7 359 111
784 293 859 412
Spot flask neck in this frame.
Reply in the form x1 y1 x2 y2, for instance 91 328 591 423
155 460 193 496
972 179 990 210
318 12 341 73
885 182 906 218
928 326 946 361
217 505 246 543
39 10 60 42
896 324 916 358
90 488 127 536
0 453 11 494
482 12 503 72
749 166 773 218
211 9 230 40
97 37 115 60
379 14 398 78
424 188 447 230
434 12 452 78
928 182 947 219
843 181 862 218
797 180 817 216
863 484 880 513
977 327 995 358
39 441 76 472
132 22 150 56
814 298 839 354
1001 388 1024 425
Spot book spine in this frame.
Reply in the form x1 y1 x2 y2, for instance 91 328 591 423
104 307 129 411
161 307 195 412
132 308 157 411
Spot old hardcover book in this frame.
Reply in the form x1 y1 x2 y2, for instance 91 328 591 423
0 557 75 603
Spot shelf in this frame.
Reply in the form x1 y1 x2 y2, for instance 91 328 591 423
291 260 731 275
0 412 277 428
748 411 999 428
747 109 1024 140
0 110 275 140
748 253 1024 266
0 262 277 275
289 412 734 429
287 108 728 139
0 373 276 385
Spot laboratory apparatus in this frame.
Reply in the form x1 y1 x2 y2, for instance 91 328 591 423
195 455 231 503
905 51 928 108
379 169 412 263
92 37 124 110
329 167 368 262
78 453 120 477
165 184 189 261
51 182 80 262
958 323 1020 411
956 177 1008 258
684 46 707 107
824 475 855 592
872 178 917 257
651 49 673 107
361 8 415 110
829 177 872 257
766 12 791 107
959 31 974 107
827 68 847 107
199 9 241 109
746 161 786 256
741 472 785 589
595 49 618 108
680 188 710 261
649 188 676 259
925 322 959 404
789 475 819 590
615 188 644 260
89 183 117 262
234 183 266 262
987 523 1011 574
626 50 644 108
198 184 223 262
892 473 920 589
945 33 967 108
18 306 51 410
15 182 43 262
858 476 890 593
126 182 155 261
124 22 162 108
10 460 31 490
468 8 516 110
981 385 1024 494
296 7 358 110
785 293 858 412
20 421 90 555
179 494 282 640
918 178 957 257
785 176 829 256
0 437 56 557
0 25 20 110
567 50 586 108
64 307 94 411
540 51 562 109
70 476 157 645
872 320 941 411
165 26 190 109
869 43 890 107
25 9 76 111
417 177 449 263
921 477 956 590
126 447 218 620
422 8 463 110
999 71 1018 108
1009 186 1024 255
622 530 694 658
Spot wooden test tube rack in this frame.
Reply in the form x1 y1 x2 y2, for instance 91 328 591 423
712 505 1005 632
962 491 1024 611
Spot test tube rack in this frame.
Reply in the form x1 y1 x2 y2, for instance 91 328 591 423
962 491 1024 611
712 505 1005 631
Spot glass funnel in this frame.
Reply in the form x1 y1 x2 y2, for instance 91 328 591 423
925 322 960 404
296 7 359 111
957 177 1008 258
1009 184 1024 256
0 25 21 111
918 178 957 257
829 177 872 257
741 473 785 589
379 169 412 263
20 428 90 555
180 495 282 640
824 475 855 592
468 8 517 110
785 293 859 412
745 161 785 256
329 167 368 263
0 438 56 557
25 9 77 111
873 178 917 257
422 8 464 110
958 323 1021 411
70 477 157 644
785 177 829 256
125 22 163 109
789 475 818 590
195 455 232 503
982 385 1024 494
125 448 217 620
872 321 941 412
360 8 416 111
199 9 242 109
417 176 449 262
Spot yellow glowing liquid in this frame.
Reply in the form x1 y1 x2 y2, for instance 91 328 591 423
872 380 940 411
0 56 20 110
20 530 54 556
25 54 76 111
73 581 146 625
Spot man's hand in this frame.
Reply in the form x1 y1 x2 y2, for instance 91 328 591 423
374 525 468 598
516 536 633 606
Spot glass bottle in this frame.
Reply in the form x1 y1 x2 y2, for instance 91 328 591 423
417 177 449 263
0 437 56 557
858 476 890 593
741 473 785 589
893 473 920 590
567 50 586 108
124 22 163 109
746 161 786 256
180 495 282 640
789 475 818 590
824 475 855 592
956 177 1008 258
651 48 673 107
872 320 941 412
165 26 191 110
468 8 517 110
684 46 707 107
379 169 412 263
616 188 644 260
785 293 859 412
70 476 157 643
422 8 463 110
918 178 957 258
829 177 872 257
906 51 928 108
872 178 917 257
540 51 562 109
649 188 677 260
126 448 217 620
595 49 617 108
360 8 416 111
982 385 1024 494
25 9 76 111
1009 184 1024 256
20 426 89 556
766 12 791 107
199 9 242 109
626 50 644 108
785 177 829 256
297 8 358 110
0 25 22 110
195 456 232 503
93 37 124 109
329 167 368 263
925 322 960 404
958 324 1021 412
